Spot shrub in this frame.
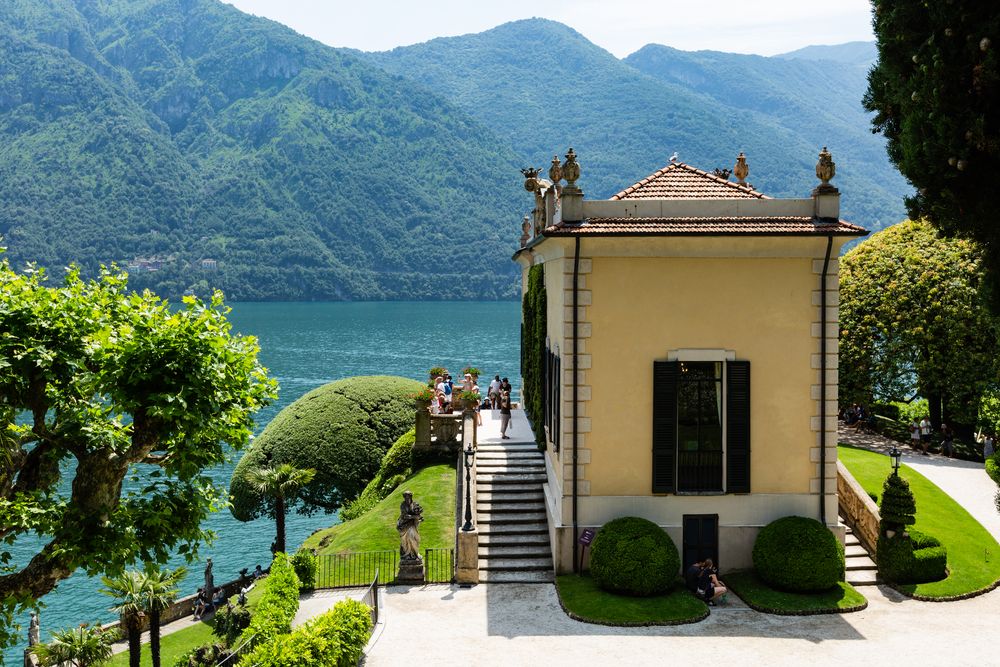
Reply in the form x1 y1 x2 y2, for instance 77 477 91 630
876 530 947 584
588 517 679 596
173 643 232 667
341 429 416 521
239 599 372 667
870 402 901 422
986 454 1000 486
752 516 844 592
879 474 916 532
291 550 318 591
238 553 301 651
213 604 252 646
230 376 424 520
893 399 929 425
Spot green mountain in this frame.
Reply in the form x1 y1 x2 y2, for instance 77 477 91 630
0 0 525 300
775 41 877 66
365 20 908 231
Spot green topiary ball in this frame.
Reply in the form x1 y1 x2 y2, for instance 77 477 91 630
752 516 845 592
230 375 424 522
589 516 679 596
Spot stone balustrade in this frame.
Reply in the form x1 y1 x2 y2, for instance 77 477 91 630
837 460 880 553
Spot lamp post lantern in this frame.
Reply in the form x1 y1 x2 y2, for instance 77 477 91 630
889 446 901 475
462 443 475 532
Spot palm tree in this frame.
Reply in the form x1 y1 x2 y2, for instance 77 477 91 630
32 623 113 667
140 565 187 667
247 463 316 554
100 570 145 667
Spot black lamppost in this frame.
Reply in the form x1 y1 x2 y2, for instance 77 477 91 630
462 443 475 531
889 446 901 475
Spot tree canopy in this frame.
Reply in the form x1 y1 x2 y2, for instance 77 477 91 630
229 375 423 524
864 2 1000 303
839 220 1000 430
0 262 276 652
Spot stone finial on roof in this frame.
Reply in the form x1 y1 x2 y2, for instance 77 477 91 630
521 167 540 193
549 155 563 184
669 152 679 164
734 152 749 185
814 146 838 194
520 215 531 247
563 148 581 191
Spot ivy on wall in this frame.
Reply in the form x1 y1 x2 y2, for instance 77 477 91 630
522 264 547 447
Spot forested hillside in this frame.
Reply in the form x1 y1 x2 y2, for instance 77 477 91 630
0 0 525 300
365 19 909 231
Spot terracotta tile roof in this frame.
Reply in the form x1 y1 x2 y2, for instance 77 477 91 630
544 216 867 237
611 161 767 200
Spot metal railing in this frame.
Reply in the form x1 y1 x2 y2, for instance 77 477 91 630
317 551 398 589
360 570 380 627
423 548 455 584
214 633 256 667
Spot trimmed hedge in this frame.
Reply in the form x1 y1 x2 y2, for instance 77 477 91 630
752 516 845 592
230 376 424 520
238 553 301 651
341 429 416 521
589 517 679 596
877 530 948 584
986 454 1000 486
879 474 916 531
521 264 546 448
291 549 318 591
239 599 372 667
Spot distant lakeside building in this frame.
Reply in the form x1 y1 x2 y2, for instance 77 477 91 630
513 148 866 572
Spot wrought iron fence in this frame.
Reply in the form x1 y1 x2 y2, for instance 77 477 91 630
214 633 256 666
360 570 380 627
317 551 398 589
424 548 454 584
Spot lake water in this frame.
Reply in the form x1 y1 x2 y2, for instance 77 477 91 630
4 301 521 664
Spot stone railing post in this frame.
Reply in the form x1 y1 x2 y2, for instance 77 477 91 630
455 411 479 585
837 460 880 554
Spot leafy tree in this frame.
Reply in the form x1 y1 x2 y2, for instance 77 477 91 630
839 220 1000 432
247 464 317 556
31 623 113 667
100 571 145 667
229 376 423 524
864 2 1000 304
0 261 276 654
140 566 187 667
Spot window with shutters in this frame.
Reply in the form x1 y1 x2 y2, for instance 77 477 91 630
653 358 751 494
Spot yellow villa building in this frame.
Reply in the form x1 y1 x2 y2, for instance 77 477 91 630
513 148 866 573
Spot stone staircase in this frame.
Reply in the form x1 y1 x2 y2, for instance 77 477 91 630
843 523 880 586
475 440 554 583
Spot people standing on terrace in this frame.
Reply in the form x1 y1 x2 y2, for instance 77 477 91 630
488 375 501 408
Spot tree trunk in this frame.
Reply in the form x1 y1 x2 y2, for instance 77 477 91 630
275 495 286 555
928 391 943 431
126 617 141 667
150 607 161 667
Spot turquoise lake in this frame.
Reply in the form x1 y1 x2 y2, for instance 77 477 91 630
5 301 521 664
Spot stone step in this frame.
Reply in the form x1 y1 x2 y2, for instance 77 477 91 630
479 545 552 559
477 483 543 493
477 474 546 484
476 451 544 458
479 557 553 571
478 533 550 547
477 522 549 535
845 544 869 557
478 512 548 524
477 492 545 503
846 569 880 585
478 570 555 584
477 502 545 513
476 462 545 470
477 444 540 452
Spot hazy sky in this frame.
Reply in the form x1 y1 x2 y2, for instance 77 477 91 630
223 0 875 58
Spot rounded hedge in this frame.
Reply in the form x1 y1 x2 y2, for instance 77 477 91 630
589 516 679 596
752 516 845 592
230 375 424 522
876 530 947 584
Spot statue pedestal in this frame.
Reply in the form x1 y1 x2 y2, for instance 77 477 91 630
397 557 425 584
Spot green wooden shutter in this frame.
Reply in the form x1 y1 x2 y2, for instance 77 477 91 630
653 360 679 493
726 360 751 493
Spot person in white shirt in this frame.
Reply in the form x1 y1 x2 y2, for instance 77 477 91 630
488 375 501 409
909 419 922 451
919 417 932 455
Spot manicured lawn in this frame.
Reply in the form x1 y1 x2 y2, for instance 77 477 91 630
106 584 264 667
302 464 456 555
839 444 1000 598
725 571 867 614
300 464 457 583
555 575 708 625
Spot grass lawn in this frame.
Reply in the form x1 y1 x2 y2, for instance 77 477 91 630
725 571 867 614
106 586 264 667
839 444 1000 598
555 574 708 625
300 463 456 583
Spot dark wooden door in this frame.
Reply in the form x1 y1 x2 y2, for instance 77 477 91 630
682 514 719 568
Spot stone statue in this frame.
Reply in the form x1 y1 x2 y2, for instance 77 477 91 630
549 155 563 184
814 146 838 194
396 490 424 561
204 558 214 596
562 148 581 190
734 152 749 184
520 215 531 247
28 612 39 647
